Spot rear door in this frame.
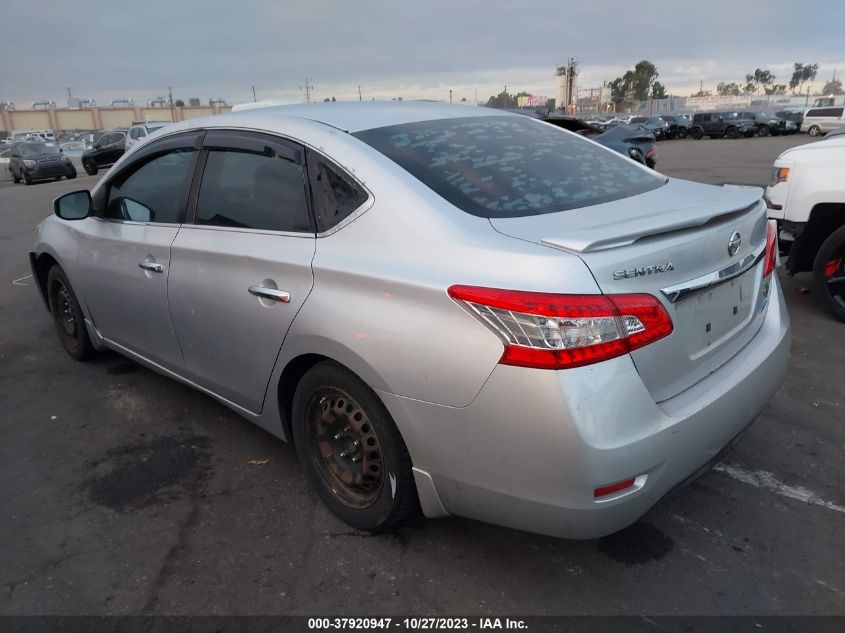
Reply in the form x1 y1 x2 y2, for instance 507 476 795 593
76 131 204 370
167 130 316 413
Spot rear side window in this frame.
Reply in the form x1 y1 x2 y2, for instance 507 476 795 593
355 116 664 218
195 149 312 232
308 153 369 231
105 149 196 223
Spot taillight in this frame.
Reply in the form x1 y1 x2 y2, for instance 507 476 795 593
763 220 778 277
447 286 673 370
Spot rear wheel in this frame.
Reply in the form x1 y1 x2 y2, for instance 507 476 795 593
808 125 821 137
46 265 95 360
813 225 845 322
691 127 703 140
291 361 419 531
12 169 20 184
726 126 739 139
678 127 688 139
83 161 97 176
758 125 769 137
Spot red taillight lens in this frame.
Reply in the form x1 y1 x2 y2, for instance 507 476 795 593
447 286 673 370
594 478 637 499
763 220 778 278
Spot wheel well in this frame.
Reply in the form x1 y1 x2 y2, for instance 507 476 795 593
33 253 58 311
788 203 845 273
277 353 329 442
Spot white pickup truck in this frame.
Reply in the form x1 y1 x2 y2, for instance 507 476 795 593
766 136 845 321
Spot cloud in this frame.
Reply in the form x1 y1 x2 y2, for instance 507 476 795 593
1 0 842 104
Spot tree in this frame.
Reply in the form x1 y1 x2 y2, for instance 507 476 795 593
608 59 661 104
651 81 667 99
821 78 843 95
744 68 776 95
485 90 517 109
765 83 787 95
789 63 819 93
717 82 741 96
690 89 712 97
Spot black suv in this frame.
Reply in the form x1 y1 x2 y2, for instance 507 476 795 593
739 111 788 136
9 142 77 184
81 130 127 175
690 112 755 139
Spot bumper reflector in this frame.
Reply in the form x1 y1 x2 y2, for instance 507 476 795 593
594 478 637 499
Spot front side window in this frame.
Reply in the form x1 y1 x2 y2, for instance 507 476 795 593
105 149 196 223
195 149 311 232
357 116 663 218
308 154 369 231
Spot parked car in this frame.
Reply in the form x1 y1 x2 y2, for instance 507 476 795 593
81 131 126 175
9 141 76 184
737 112 787 136
125 121 171 152
721 112 759 137
629 116 670 140
31 104 789 539
663 115 689 138
690 112 755 139
766 135 845 320
801 106 845 137
776 110 804 132
0 148 10 166
508 110 657 168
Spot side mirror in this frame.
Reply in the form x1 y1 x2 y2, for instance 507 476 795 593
54 190 92 221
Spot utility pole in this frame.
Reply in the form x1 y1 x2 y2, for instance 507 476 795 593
252 85 257 102
301 78 314 103
67 86 72 100
168 86 175 122
358 85 362 101
449 89 452 104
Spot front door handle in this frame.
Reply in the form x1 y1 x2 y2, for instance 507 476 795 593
248 286 291 303
139 261 164 273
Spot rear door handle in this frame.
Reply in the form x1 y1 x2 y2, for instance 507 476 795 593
248 286 291 303
139 261 164 273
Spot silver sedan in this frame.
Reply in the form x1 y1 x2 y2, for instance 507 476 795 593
31 103 790 538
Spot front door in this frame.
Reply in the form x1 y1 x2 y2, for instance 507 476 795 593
168 130 316 413
76 134 202 370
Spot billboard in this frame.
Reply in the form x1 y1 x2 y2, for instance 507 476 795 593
517 95 549 108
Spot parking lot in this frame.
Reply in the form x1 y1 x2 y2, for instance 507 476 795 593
1 134 843 616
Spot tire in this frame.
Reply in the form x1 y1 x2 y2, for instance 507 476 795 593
46 265 95 361
691 127 703 140
67 169 77 180
291 361 419 532
808 125 821 137
758 125 769 137
726 126 739 139
83 161 97 176
678 128 688 139
12 169 20 184
23 171 32 185
812 225 845 323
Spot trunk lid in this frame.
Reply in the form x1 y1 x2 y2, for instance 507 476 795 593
490 178 771 402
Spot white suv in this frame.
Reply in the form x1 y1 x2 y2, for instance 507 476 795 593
125 121 171 151
766 136 845 320
802 106 845 137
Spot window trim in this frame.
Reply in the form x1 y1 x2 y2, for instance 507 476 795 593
94 130 205 224
185 130 316 235
305 147 373 236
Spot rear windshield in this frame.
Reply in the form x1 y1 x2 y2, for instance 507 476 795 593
354 116 664 218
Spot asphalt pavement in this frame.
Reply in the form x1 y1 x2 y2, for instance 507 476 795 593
0 136 842 616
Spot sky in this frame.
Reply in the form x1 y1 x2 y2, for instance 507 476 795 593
1 0 843 107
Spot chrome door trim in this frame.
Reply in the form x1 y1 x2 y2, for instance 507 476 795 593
660 244 766 303
248 286 291 303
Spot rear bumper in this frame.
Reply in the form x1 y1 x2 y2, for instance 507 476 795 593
381 277 790 539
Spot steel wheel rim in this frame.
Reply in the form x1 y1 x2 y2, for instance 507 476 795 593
305 387 384 509
55 283 77 336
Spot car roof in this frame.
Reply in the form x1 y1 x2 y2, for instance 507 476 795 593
176 102 508 134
